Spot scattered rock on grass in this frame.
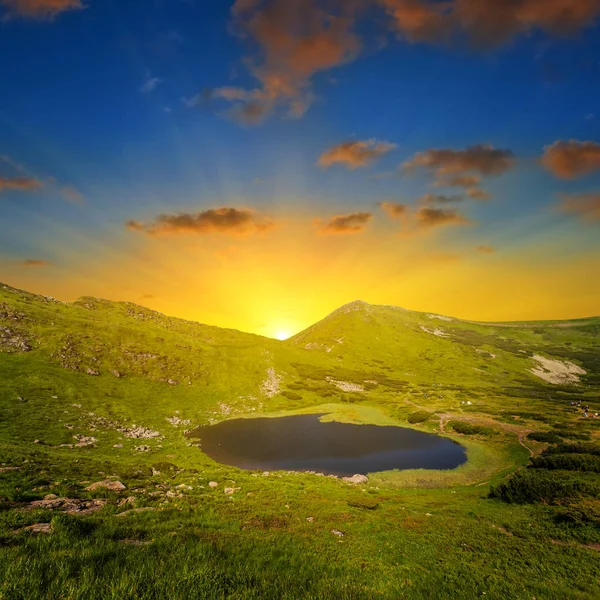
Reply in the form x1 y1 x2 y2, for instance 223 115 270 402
208 481 218 489
14 523 52 535
85 479 126 492
331 529 345 537
342 474 368 484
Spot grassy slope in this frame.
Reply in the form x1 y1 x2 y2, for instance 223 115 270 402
0 284 599 599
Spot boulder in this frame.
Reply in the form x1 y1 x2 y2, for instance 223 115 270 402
342 474 368 484
85 479 127 492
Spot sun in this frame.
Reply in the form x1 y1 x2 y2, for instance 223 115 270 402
274 330 291 341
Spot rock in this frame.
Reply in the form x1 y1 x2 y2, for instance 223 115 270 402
118 496 136 506
27 497 107 515
331 529 345 537
262 471 270 477
73 434 97 447
224 487 240 495
116 507 157 518
111 370 123 378
135 445 151 452
0 466 20 473
85 479 126 492
15 523 52 534
175 484 192 491
113 444 123 448
342 474 368 484
208 481 218 489
306 517 314 523
119 426 161 440
86 368 100 376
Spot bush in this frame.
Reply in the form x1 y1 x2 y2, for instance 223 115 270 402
530 454 600 473
489 470 599 504
281 391 302 401
543 443 600 457
527 431 563 444
449 421 491 435
407 411 432 424
554 499 600 526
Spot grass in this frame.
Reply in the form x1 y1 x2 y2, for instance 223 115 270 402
0 282 599 599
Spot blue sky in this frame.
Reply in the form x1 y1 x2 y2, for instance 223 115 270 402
1 0 600 335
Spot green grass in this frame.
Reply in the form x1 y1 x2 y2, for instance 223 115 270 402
0 283 599 599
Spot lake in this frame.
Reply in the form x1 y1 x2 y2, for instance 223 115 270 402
189 414 467 477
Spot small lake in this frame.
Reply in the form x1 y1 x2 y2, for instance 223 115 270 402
189 414 467 477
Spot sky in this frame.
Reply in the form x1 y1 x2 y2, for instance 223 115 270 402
1 0 600 339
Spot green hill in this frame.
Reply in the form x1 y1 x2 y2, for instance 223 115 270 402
0 282 599 599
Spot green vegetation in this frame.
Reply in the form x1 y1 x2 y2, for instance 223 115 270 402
407 410 432 424
1 284 599 599
449 421 493 436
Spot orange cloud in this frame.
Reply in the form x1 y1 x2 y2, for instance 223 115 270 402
415 207 471 229
542 140 600 179
403 144 515 178
214 0 363 122
0 176 43 193
558 193 600 221
61 185 84 204
126 208 275 236
21 259 50 267
476 245 496 254
418 193 464 205
1 0 83 19
380 0 600 47
378 201 408 218
317 212 373 234
436 174 482 187
467 187 492 201
318 139 396 169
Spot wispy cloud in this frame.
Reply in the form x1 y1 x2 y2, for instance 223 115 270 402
61 185 84 204
378 201 408 219
140 73 163 94
126 207 275 236
20 258 50 268
317 212 373 234
557 193 600 221
318 139 396 170
0 176 43 193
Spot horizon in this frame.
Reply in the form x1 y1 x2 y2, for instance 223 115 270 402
2 278 598 341
1 0 600 338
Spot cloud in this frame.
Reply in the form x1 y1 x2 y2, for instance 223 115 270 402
414 207 471 229
403 144 515 179
558 193 600 221
213 0 363 122
21 258 50 267
418 193 464 205
126 207 275 236
436 174 482 188
379 0 600 48
317 212 373 234
542 140 600 179
61 185 84 204
318 139 396 169
466 187 492 201
378 201 408 218
0 176 43 193
211 0 600 125
476 245 496 254
140 76 163 94
1 0 83 19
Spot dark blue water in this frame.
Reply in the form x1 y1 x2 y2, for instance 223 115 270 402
190 414 466 477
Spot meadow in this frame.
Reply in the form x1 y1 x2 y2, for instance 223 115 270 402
0 284 598 599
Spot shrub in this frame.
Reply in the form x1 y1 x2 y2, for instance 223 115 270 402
489 470 599 504
449 421 491 435
527 431 563 444
543 443 600 457
281 391 302 401
407 411 432 424
530 454 600 473
554 499 600 526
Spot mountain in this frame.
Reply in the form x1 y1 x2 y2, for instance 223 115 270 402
1 282 599 599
